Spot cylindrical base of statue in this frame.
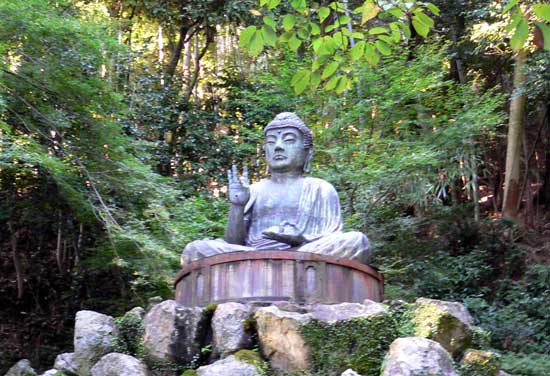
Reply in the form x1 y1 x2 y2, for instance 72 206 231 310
174 251 384 307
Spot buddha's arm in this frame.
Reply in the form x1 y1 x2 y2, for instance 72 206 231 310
224 204 247 245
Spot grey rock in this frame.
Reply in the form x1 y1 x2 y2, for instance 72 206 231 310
341 369 362 376
73 310 118 376
413 298 474 356
143 300 203 363
54 352 78 375
254 305 312 373
381 337 459 376
196 355 260 376
5 359 36 376
38 370 58 376
212 302 252 357
310 301 387 322
125 306 145 320
90 353 150 376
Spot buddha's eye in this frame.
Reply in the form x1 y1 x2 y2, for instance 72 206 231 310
284 138 296 144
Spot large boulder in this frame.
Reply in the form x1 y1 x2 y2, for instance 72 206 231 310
412 298 474 356
5 359 36 376
381 337 458 376
310 301 387 322
54 352 78 375
38 370 58 376
196 355 260 376
211 302 252 357
73 310 118 376
90 353 151 376
254 305 312 373
143 300 204 364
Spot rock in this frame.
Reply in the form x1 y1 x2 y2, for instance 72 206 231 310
90 353 150 376
254 305 312 373
73 310 118 376
211 302 252 357
196 355 260 376
412 298 474 356
460 350 501 376
143 299 204 364
5 359 36 376
310 301 387 322
54 352 78 375
381 337 458 376
125 306 146 320
38 371 58 376
341 369 362 376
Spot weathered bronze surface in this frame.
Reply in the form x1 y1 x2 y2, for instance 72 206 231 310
180 112 371 265
175 251 384 306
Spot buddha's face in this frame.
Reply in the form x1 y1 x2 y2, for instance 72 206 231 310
264 126 310 173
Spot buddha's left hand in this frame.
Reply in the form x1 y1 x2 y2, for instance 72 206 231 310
262 222 305 247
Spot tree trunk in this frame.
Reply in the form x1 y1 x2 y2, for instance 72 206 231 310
502 49 527 219
8 221 23 299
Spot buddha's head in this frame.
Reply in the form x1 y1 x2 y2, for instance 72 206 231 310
263 112 314 174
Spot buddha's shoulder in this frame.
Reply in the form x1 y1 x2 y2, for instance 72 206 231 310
303 176 337 193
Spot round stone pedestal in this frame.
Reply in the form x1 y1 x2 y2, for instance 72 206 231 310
174 251 383 306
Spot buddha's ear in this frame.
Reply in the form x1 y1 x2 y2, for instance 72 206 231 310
303 148 314 173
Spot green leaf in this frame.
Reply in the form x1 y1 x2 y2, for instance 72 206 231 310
506 13 522 33
352 32 365 39
261 25 277 47
375 40 391 56
426 3 440 16
412 16 430 38
534 22 550 50
239 26 257 47
365 43 380 66
369 27 389 35
298 28 310 39
283 14 296 31
267 0 282 10
260 0 268 7
503 0 519 13
318 7 331 22
389 7 405 18
338 16 351 24
350 40 366 61
248 30 264 56
534 4 550 22
378 35 395 45
310 71 321 89
280 31 294 42
362 0 381 25
309 22 321 35
510 18 529 50
399 22 411 38
290 0 307 12
263 16 277 29
322 61 339 79
288 34 302 51
291 69 310 94
325 74 340 91
325 23 338 33
414 11 435 28
335 76 349 94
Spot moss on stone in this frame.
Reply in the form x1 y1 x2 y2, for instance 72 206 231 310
180 370 198 376
234 349 262 364
459 350 500 376
412 302 472 356
299 313 397 376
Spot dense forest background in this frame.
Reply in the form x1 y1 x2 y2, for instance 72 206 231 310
1 0 549 374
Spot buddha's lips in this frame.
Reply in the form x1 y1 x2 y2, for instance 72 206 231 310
273 155 286 160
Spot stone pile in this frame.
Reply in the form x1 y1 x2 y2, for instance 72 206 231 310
4 297 509 376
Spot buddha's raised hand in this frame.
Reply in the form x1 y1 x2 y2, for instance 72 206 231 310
227 164 250 206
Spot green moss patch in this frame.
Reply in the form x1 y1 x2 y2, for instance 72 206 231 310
459 350 500 376
299 314 397 376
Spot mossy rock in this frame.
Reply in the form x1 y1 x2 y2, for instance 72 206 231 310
459 350 500 376
180 370 198 376
234 349 262 364
412 298 474 357
300 314 398 376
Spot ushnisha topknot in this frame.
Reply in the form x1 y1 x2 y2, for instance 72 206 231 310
264 112 313 149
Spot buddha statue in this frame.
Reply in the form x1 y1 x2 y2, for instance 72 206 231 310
181 112 370 265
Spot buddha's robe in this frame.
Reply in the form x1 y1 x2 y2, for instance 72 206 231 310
181 177 370 265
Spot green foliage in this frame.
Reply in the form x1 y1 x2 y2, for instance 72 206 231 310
459 350 500 376
299 314 397 376
500 352 550 376
234 349 272 375
112 312 145 358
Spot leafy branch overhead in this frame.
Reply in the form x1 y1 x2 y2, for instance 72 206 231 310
239 0 440 94
503 1 550 51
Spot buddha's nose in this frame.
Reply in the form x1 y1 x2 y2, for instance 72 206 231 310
274 139 284 151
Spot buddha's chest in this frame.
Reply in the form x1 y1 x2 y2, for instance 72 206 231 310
252 182 303 217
